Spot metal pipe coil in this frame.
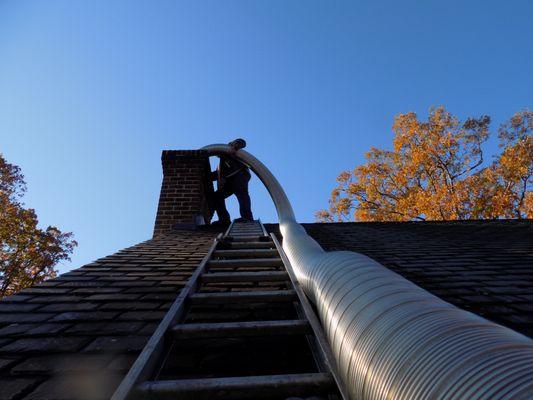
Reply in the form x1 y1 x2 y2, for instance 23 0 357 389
202 144 533 400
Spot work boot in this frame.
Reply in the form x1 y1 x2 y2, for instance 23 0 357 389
234 217 253 223
211 220 230 227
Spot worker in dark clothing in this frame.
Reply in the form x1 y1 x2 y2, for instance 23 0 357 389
211 138 254 226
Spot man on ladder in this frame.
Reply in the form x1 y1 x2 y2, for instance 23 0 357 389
211 138 254 226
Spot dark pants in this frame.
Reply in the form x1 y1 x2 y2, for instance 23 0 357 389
213 172 253 222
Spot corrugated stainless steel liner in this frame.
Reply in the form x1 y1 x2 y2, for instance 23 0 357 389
202 143 533 400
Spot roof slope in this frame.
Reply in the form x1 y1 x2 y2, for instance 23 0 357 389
0 230 216 400
1 220 532 399
267 220 533 338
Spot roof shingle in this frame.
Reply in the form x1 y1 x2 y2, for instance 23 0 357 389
0 230 216 400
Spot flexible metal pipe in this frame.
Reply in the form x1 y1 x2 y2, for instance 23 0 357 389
202 144 533 400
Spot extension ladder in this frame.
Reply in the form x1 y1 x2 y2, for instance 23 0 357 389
112 220 345 400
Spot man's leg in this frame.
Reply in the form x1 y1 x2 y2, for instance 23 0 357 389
213 187 232 223
232 174 254 221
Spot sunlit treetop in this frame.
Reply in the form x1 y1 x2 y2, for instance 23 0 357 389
317 107 532 222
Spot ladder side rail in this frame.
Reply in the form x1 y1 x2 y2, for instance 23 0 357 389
271 232 349 400
111 233 223 400
258 218 269 237
223 220 235 237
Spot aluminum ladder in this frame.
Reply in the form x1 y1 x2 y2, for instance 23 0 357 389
112 220 346 400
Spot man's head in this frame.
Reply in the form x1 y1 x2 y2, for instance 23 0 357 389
228 138 246 151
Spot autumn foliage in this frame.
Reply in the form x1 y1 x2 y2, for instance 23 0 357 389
317 108 532 222
0 154 77 298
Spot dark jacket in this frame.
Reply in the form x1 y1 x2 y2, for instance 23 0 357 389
212 156 250 188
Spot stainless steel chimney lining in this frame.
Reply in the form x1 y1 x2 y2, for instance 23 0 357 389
202 143 533 400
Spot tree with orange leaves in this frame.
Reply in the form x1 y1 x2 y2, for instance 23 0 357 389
0 154 77 298
317 107 532 222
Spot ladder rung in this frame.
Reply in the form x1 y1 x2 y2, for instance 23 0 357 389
214 249 278 258
201 271 289 283
209 258 283 268
171 320 310 339
226 242 274 249
137 373 334 399
189 289 297 304
229 236 265 242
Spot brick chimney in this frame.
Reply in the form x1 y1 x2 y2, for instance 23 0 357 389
153 150 214 236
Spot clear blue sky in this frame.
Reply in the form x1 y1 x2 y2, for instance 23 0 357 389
1 1 531 273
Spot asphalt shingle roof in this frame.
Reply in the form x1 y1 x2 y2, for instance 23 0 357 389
1 219 532 399
0 230 216 400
